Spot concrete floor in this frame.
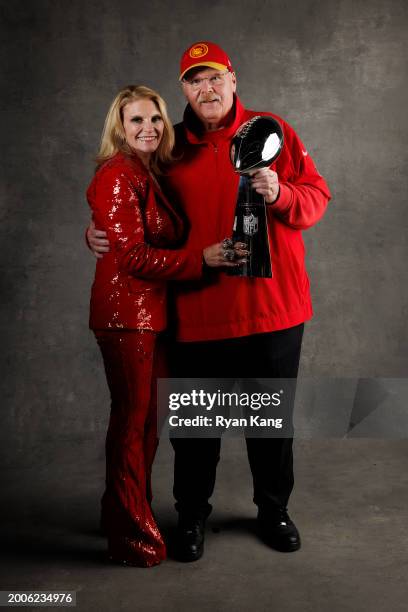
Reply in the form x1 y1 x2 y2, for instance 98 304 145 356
1 438 408 612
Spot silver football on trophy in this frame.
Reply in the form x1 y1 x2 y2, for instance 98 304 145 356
230 115 284 174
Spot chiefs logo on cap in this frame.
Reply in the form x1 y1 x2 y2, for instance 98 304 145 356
189 43 209 58
180 41 233 80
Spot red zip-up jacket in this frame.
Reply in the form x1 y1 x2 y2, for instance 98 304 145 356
87 152 203 331
163 96 331 342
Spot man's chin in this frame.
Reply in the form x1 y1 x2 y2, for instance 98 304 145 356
198 109 223 124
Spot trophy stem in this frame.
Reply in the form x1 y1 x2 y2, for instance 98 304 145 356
228 175 272 278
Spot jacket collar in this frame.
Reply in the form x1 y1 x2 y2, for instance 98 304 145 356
116 150 149 175
182 95 246 144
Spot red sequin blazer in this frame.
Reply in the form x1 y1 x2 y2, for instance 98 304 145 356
87 152 203 331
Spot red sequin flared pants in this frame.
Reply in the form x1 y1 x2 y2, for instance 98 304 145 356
95 330 166 567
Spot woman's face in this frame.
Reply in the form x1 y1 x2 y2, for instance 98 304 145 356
122 98 164 162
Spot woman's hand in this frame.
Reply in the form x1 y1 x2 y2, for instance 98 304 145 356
203 241 249 268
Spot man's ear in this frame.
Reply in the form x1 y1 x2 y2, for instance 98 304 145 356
231 72 237 91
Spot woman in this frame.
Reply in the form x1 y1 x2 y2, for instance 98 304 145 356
87 85 244 567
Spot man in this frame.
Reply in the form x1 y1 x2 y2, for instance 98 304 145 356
88 41 331 562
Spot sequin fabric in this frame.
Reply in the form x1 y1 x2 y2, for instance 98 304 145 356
87 154 202 567
86 152 203 566
86 152 203 332
96 330 167 567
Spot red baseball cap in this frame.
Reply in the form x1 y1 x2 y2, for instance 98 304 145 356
179 41 233 81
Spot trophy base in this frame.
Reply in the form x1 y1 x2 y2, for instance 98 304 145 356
228 178 273 279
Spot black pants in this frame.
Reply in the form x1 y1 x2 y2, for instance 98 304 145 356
169 324 304 519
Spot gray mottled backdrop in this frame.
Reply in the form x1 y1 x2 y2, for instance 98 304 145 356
1 0 407 467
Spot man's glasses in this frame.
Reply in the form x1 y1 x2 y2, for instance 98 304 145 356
182 70 230 91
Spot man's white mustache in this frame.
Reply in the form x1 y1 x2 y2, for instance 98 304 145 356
198 95 221 103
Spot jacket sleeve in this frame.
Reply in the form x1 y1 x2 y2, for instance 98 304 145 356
88 165 203 281
269 122 331 230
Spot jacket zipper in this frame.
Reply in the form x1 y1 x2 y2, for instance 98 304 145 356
212 143 218 174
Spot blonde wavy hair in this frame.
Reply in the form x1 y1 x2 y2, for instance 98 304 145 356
96 85 175 174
